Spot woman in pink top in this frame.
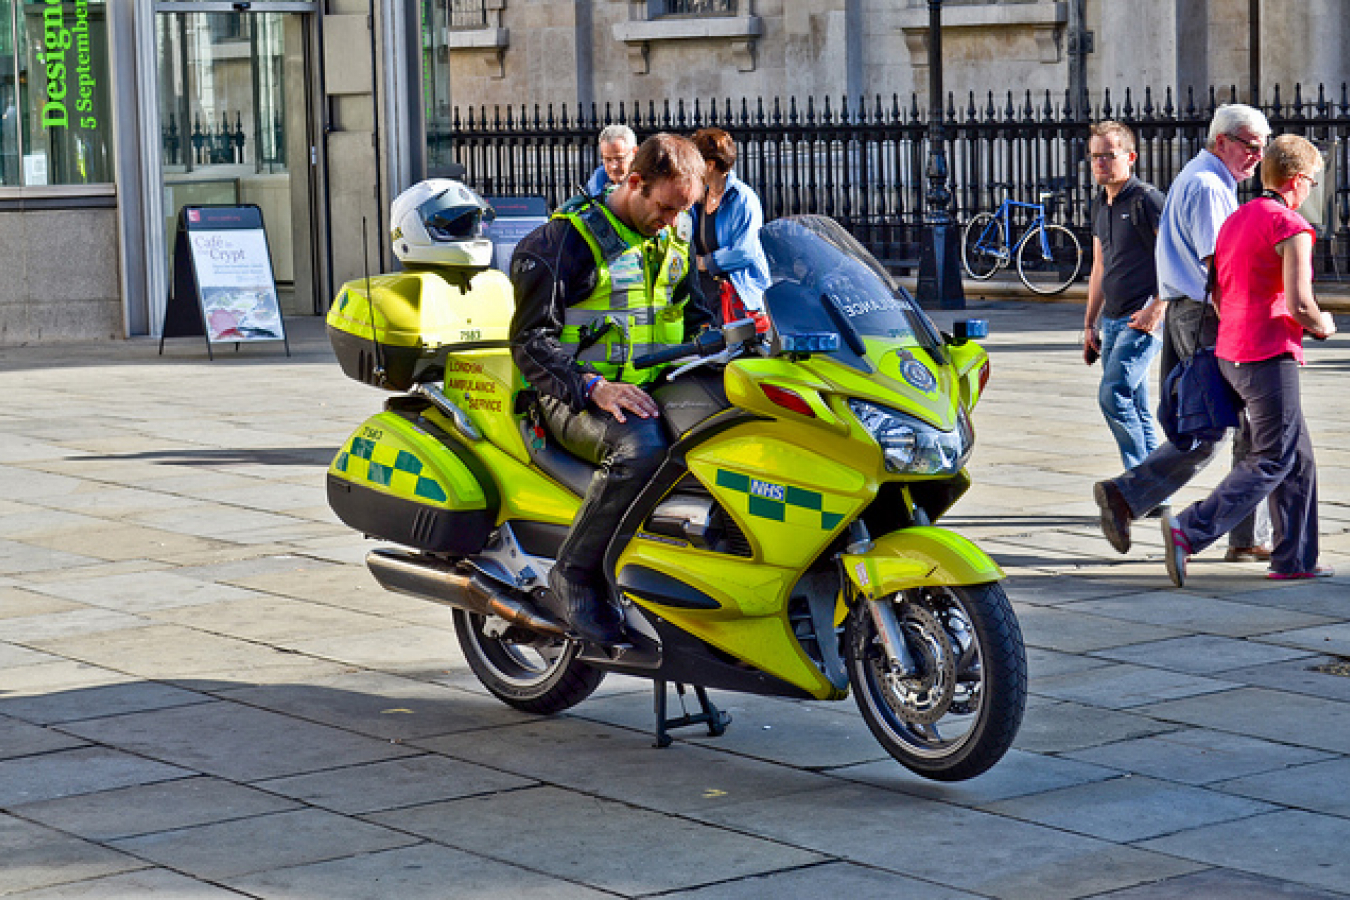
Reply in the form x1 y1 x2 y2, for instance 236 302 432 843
1162 135 1337 585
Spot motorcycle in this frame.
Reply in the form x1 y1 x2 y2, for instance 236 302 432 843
325 214 1026 781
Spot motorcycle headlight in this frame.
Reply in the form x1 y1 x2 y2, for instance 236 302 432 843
848 399 973 476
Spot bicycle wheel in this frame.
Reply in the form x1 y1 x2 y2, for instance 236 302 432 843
961 213 1007 280
1016 224 1082 295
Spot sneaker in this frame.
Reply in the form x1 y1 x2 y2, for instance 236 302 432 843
1267 566 1335 581
1161 512 1192 588
1093 480 1132 554
1225 544 1273 563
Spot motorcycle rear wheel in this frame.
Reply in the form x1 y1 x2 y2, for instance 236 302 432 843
454 609 604 715
845 582 1026 781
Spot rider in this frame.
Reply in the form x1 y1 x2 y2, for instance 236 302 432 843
508 132 713 644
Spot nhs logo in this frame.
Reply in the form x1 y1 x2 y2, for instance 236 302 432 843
750 479 785 501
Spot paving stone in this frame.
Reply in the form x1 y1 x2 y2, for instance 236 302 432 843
216 670 535 740
1215 757 1350 817
1032 662 1233 709
981 775 1276 842
0 868 251 898
256 753 535 815
0 587 84 620
1013 699 1177 754
1139 810 1350 896
696 782 1203 900
0 747 190 808
364 785 826 896
1261 621 1350 656
15 777 300 842
146 594 393 644
1090 634 1317 674
1063 728 1333 785
1065 593 1333 639
30 624 347 683
832 747 1119 805
228 843 613 900
0 681 210 726
659 860 984 899
0 716 87 759
1091 867 1350 899
1016 604 1186 653
26 571 265 613
1140 687 1350 754
418 716 834 815
0 815 146 896
57 701 417 782
109 809 417 881
1220 655 1350 703
570 688 890 770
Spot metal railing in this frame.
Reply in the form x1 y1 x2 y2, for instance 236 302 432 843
432 82 1350 277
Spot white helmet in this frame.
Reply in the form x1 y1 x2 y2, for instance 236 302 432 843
390 179 495 269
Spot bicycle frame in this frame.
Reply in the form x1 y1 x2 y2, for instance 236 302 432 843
985 199 1049 257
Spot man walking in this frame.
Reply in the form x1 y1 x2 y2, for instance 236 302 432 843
1084 120 1166 470
1094 104 1274 560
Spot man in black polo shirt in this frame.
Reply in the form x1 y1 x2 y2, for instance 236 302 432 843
1083 120 1166 474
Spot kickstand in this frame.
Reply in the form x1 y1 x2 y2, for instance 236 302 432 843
652 679 731 748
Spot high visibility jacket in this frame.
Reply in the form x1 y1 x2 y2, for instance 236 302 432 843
556 200 693 385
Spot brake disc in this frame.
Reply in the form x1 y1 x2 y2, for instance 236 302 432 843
878 603 957 725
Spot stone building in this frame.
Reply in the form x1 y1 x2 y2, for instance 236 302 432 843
3 0 1347 343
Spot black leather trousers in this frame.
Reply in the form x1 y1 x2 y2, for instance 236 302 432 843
538 394 670 584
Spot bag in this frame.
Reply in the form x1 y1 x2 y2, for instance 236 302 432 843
1157 344 1242 449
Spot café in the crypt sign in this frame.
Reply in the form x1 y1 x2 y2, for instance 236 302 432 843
161 206 290 357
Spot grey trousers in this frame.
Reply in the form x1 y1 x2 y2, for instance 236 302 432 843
1111 298 1272 547
1177 355 1318 574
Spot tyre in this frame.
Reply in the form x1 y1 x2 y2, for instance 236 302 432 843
961 213 1007 280
1016 223 1082 295
453 609 604 715
845 582 1026 781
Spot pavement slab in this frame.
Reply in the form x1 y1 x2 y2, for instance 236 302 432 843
1062 727 1333 785
365 785 828 896
1138 809 1350 896
0 815 147 896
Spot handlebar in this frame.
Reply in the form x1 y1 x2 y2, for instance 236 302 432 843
633 341 699 370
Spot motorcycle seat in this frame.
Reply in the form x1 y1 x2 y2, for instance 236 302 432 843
519 418 597 498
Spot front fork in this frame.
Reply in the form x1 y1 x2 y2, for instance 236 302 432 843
844 520 917 676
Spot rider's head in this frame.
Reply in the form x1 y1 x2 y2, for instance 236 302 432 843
390 178 496 269
610 133 704 238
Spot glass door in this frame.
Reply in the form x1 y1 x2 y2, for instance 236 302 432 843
155 7 319 314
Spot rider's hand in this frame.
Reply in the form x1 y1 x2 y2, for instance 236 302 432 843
590 379 659 423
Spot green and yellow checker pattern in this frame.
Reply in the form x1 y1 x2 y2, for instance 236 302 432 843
715 469 846 531
334 433 450 505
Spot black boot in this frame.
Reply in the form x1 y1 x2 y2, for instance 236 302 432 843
546 567 624 645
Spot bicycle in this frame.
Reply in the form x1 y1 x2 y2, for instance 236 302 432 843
961 186 1084 295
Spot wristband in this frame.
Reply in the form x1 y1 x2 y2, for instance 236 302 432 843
583 374 603 399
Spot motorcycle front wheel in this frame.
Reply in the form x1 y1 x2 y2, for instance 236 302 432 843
845 582 1026 781
453 609 604 715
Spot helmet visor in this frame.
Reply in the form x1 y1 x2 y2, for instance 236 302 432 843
417 191 495 242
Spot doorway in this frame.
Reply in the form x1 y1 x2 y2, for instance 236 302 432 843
154 4 322 315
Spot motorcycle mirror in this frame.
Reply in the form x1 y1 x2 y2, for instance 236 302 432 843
722 317 759 346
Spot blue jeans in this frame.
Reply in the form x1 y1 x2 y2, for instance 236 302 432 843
1098 315 1161 469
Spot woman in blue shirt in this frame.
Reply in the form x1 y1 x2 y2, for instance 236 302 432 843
690 128 771 327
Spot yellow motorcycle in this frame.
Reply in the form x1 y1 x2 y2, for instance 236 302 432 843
326 214 1025 781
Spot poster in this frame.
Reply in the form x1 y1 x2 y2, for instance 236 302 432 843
483 196 549 272
185 212 285 343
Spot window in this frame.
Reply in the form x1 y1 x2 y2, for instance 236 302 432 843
663 0 736 14
0 0 115 187
446 0 486 31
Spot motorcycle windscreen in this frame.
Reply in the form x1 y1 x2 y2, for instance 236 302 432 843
760 216 946 373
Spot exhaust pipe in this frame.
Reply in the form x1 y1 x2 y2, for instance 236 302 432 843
365 548 567 637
